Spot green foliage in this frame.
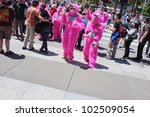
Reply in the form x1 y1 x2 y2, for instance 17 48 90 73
144 0 150 16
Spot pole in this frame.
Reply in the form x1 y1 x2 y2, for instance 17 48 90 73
141 0 147 15
120 3 124 17
114 0 119 11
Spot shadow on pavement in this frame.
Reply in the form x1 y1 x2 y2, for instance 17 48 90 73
68 60 109 70
141 59 150 65
114 58 131 65
98 52 107 58
5 53 25 59
98 46 107 50
32 49 58 56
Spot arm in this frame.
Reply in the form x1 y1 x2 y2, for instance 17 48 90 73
139 26 149 42
127 29 137 36
86 8 92 21
109 25 116 32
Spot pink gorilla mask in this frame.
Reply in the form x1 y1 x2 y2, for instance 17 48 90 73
57 6 62 14
70 4 79 15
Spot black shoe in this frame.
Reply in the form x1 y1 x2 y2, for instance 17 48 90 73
39 48 44 52
132 57 141 62
22 47 27 50
28 47 34 51
123 55 129 59
5 51 14 56
0 49 4 54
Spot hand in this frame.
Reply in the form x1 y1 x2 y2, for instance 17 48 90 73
139 39 143 43
92 41 97 47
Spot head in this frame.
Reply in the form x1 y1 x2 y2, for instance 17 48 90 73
57 6 62 13
115 13 121 21
133 21 139 30
18 0 23 3
32 0 39 7
144 17 150 24
40 3 46 10
70 4 79 15
92 13 101 25
1 0 9 6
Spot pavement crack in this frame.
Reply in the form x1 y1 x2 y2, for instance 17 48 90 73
63 65 76 100
1 57 29 76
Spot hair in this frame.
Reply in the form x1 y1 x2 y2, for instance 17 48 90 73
32 0 39 7
145 17 150 23
116 13 121 20
134 23 139 31
40 3 46 9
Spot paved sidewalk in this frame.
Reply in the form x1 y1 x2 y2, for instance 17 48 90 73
0 29 150 100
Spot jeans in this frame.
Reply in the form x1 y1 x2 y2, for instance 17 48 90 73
16 19 24 37
124 39 133 57
40 29 49 50
137 39 149 60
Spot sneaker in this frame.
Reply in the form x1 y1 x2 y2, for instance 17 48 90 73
0 49 4 54
84 58 89 63
88 65 94 69
61 56 67 59
22 47 27 50
5 51 14 56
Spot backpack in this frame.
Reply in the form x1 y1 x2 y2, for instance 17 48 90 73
119 23 127 38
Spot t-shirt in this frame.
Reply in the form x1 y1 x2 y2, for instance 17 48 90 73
25 6 39 27
0 6 15 26
13 1 28 20
39 9 50 28
143 23 150 40
113 21 121 32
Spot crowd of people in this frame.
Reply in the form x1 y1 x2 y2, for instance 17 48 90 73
0 0 150 69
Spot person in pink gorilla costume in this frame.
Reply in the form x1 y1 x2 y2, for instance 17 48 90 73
52 6 62 41
61 4 83 61
83 6 108 68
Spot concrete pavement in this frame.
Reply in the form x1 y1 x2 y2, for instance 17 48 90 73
0 29 150 100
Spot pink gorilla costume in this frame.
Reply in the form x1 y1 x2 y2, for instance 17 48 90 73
61 4 83 61
83 11 108 69
52 6 63 40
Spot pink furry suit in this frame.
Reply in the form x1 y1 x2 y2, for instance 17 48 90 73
61 4 83 61
52 6 63 40
83 11 108 69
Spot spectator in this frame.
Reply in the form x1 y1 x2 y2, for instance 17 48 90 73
123 22 139 59
22 0 49 50
133 17 150 62
13 0 28 41
106 13 122 60
0 0 15 55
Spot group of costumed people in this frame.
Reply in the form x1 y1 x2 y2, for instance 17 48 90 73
28 1 108 69
60 3 108 69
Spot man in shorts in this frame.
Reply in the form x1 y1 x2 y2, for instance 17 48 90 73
0 0 15 55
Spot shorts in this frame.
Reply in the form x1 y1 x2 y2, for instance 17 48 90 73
0 26 12 40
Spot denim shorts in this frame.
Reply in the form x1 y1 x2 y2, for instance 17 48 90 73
0 26 12 40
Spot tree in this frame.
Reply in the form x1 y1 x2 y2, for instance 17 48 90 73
144 0 150 16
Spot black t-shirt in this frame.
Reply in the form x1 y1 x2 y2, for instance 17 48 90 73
13 1 28 20
114 21 122 32
39 9 50 28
